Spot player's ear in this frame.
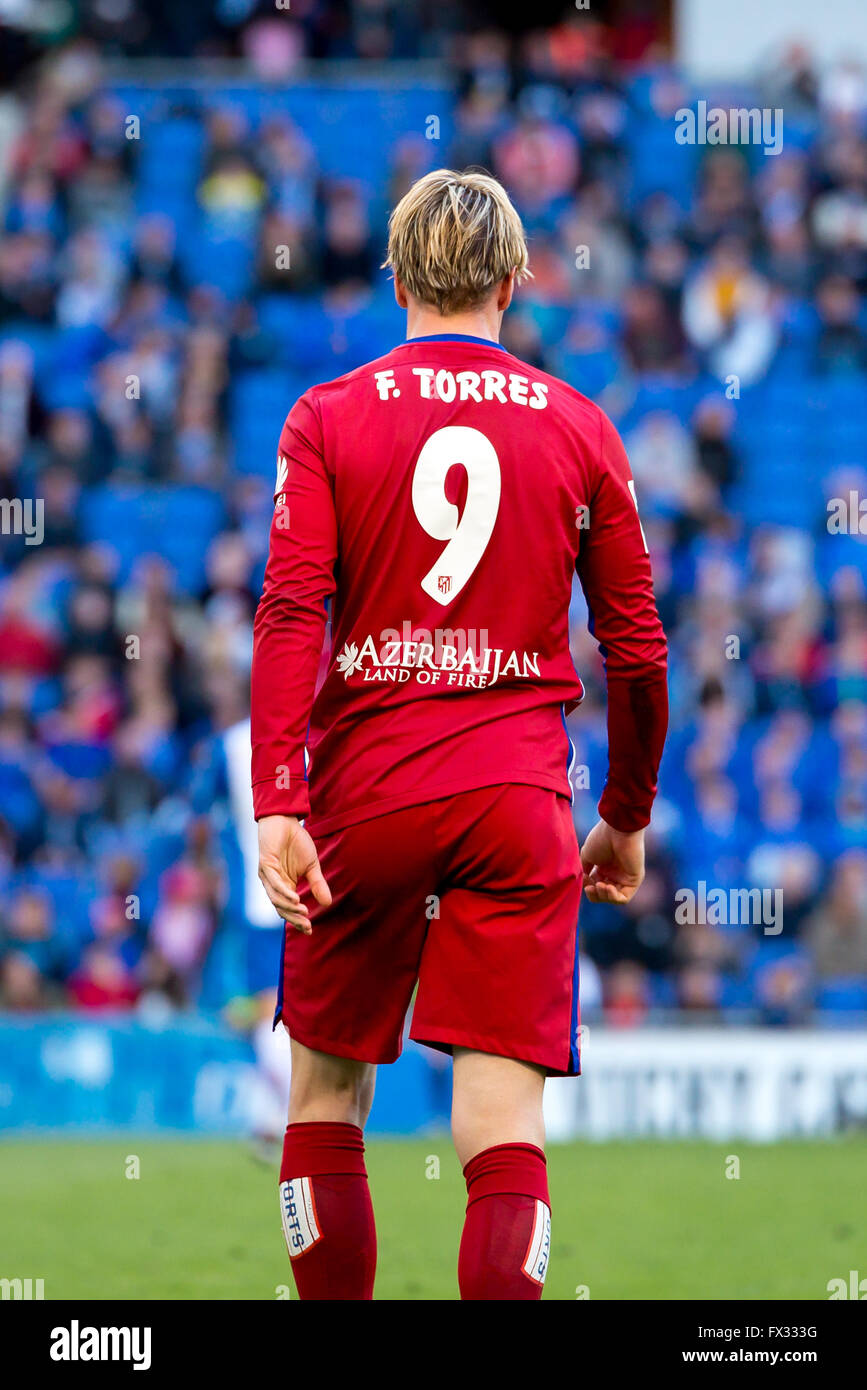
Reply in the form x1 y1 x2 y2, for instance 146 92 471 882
497 271 516 313
393 275 409 310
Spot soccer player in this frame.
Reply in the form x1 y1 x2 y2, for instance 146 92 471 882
251 169 668 1300
191 715 292 1152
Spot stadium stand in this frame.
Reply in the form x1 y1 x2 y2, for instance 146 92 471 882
1 4 866 1033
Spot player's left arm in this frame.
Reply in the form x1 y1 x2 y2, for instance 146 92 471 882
575 409 669 902
251 392 336 931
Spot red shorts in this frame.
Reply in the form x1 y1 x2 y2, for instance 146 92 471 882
274 784 583 1076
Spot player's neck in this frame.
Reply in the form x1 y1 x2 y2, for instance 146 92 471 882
404 307 501 344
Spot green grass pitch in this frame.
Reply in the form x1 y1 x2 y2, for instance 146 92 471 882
1 1136 862 1300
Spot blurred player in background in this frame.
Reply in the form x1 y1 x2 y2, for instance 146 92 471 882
193 715 291 1149
220 717 291 1150
251 169 668 1300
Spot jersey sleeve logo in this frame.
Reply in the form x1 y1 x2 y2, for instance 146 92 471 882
275 453 288 508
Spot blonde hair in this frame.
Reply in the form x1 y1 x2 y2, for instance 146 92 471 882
383 168 531 315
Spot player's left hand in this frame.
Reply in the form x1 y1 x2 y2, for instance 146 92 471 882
580 819 645 905
257 815 332 933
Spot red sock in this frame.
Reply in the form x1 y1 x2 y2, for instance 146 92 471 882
458 1143 551 1301
279 1121 376 1300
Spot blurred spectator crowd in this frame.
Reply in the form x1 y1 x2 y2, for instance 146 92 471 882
1 7 866 1027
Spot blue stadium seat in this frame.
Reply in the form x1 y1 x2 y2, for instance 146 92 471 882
815 980 867 1013
80 484 226 592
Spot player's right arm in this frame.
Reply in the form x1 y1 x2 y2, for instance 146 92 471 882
575 408 669 902
251 392 336 930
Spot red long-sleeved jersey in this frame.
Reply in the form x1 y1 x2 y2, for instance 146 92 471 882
251 335 667 835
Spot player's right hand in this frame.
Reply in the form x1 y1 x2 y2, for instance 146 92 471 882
580 819 645 905
257 814 332 934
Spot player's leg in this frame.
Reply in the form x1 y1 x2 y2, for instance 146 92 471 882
451 1048 544 1166
410 784 582 1301
288 1035 376 1126
451 1048 550 1300
275 804 433 1300
279 1038 377 1300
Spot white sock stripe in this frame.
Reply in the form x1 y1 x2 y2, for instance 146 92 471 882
302 1178 320 1244
522 1199 552 1285
279 1177 322 1258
